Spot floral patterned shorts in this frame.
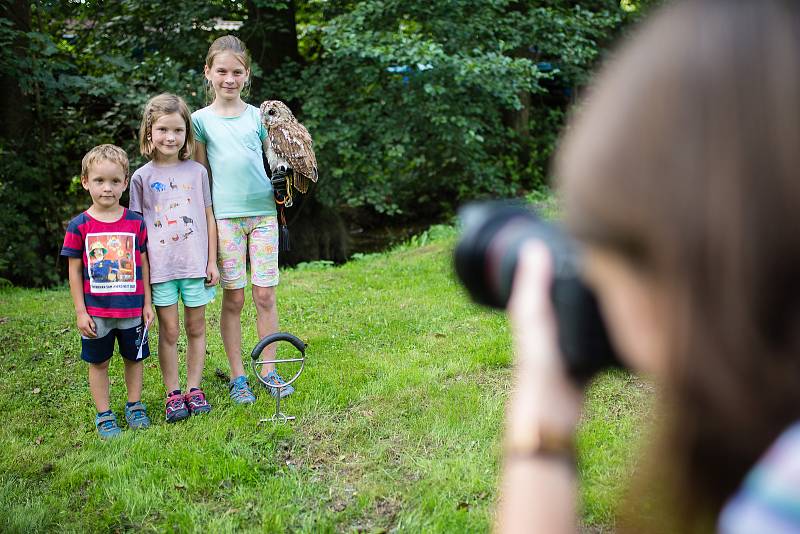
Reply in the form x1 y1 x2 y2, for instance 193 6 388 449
217 215 279 289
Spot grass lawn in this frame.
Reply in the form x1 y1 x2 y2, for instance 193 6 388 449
0 222 650 532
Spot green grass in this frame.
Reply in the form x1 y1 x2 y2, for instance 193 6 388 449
0 224 650 532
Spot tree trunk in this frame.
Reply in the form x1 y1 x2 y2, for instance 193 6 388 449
240 2 351 265
240 0 303 102
503 44 535 166
278 194 351 266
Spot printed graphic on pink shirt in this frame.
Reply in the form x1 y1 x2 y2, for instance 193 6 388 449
85 232 137 293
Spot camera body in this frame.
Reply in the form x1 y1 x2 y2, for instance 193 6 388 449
453 201 620 382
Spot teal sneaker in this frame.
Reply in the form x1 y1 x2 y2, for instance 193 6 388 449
260 370 295 399
124 401 151 430
229 375 256 404
95 412 122 440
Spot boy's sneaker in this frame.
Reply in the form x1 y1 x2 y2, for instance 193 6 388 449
229 375 256 404
260 370 295 399
124 401 151 430
185 389 212 415
165 393 190 423
95 412 122 440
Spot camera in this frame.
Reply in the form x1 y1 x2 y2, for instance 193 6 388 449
453 201 621 382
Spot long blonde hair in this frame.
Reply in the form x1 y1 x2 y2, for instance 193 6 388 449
203 35 252 103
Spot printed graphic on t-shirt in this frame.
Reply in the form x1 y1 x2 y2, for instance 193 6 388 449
149 176 197 247
85 232 136 293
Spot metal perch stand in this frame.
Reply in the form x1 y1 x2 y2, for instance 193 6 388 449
251 332 306 424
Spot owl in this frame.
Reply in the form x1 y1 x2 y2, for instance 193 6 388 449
260 100 318 194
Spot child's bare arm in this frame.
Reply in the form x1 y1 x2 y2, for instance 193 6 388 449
205 206 219 286
141 252 155 325
68 257 96 338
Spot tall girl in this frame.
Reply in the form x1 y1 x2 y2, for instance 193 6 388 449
130 93 220 422
192 35 294 403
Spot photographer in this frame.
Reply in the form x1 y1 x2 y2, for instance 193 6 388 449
494 1 800 532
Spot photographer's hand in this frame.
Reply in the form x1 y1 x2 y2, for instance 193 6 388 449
496 242 584 534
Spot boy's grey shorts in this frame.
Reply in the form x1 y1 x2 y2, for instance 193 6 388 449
80 316 149 364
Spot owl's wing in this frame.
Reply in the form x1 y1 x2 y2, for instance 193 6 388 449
269 121 318 193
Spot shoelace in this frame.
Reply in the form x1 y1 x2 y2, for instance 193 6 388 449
231 384 252 399
267 373 285 387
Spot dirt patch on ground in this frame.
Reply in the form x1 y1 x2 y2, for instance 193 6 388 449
444 368 512 391
344 495 402 533
580 525 615 534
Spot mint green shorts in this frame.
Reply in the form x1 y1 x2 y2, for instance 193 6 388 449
152 277 216 308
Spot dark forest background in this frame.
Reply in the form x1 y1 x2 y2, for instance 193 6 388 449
0 0 655 286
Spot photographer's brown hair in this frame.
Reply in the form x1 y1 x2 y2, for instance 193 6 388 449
557 0 800 530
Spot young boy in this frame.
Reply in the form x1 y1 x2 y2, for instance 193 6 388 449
61 144 156 439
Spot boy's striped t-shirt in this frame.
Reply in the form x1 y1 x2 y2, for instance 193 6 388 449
61 209 148 318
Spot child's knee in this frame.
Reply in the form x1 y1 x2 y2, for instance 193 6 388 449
123 357 143 369
89 359 111 372
160 322 180 345
184 315 206 339
253 286 276 311
222 290 245 313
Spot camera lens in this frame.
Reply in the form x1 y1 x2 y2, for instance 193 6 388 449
453 201 621 381
454 201 561 307
454 203 535 306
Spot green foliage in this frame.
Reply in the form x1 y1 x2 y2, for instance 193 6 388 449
0 0 228 286
0 143 69 286
0 0 654 286
282 1 636 215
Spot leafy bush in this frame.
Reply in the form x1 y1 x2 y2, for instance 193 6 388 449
284 1 627 216
0 0 655 286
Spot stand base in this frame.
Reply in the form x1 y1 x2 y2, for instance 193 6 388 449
250 332 307 427
259 413 296 425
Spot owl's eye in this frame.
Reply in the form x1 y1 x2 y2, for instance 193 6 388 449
268 109 276 116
